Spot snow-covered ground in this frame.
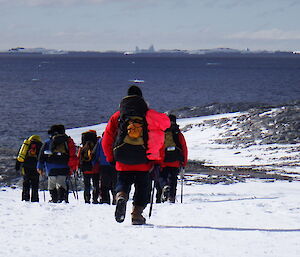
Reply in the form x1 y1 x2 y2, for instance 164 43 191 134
1 112 300 257
1 181 300 257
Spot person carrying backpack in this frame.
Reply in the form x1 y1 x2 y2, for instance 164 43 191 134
37 124 78 203
16 135 43 202
159 114 188 203
102 85 170 225
93 133 117 205
78 130 100 204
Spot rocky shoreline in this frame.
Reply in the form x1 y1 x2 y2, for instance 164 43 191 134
184 161 297 185
173 101 299 146
0 148 19 187
175 101 300 184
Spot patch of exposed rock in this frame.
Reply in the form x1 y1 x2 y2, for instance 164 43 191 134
177 101 300 146
168 101 299 120
168 102 270 118
184 161 295 184
213 105 300 146
0 148 20 187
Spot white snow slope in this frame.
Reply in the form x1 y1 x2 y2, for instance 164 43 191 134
1 113 300 257
1 182 300 257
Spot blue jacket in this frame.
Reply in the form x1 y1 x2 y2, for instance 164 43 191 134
37 138 70 176
93 138 110 166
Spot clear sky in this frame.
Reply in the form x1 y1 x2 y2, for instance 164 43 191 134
0 0 299 52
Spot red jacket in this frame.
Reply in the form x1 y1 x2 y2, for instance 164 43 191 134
102 110 170 172
146 109 171 161
67 137 79 174
161 132 188 168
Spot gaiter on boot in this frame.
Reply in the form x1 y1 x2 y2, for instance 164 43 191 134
131 205 146 225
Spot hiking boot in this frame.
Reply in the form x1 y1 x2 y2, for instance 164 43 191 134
84 192 91 204
92 191 99 204
22 191 30 202
31 197 39 203
57 187 68 203
131 206 146 225
115 192 127 223
161 185 170 203
65 191 69 203
49 189 58 203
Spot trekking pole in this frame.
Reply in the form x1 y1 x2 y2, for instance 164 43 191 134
68 176 77 200
149 179 155 218
74 171 79 200
149 165 159 218
180 167 185 203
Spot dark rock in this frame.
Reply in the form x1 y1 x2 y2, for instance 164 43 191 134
167 102 271 118
0 148 21 187
209 103 300 145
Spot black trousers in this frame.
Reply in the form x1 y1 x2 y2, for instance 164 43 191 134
22 168 39 202
83 173 100 203
116 171 150 207
159 167 179 198
100 165 117 204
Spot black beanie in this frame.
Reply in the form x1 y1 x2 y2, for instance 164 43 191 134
168 114 177 123
128 85 143 97
48 124 65 135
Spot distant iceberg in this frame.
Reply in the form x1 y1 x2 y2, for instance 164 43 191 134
128 79 145 83
8 47 68 55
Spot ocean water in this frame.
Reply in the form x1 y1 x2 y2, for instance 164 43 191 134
1 55 300 150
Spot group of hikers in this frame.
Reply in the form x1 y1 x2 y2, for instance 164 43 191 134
15 85 188 225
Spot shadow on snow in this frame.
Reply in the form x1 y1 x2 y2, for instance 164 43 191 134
144 225 300 232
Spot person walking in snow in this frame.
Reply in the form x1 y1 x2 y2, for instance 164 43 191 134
16 135 43 202
78 130 100 204
93 134 117 204
159 114 188 203
37 125 78 203
102 85 170 225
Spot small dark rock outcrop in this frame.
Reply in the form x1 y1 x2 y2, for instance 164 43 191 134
0 148 20 187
